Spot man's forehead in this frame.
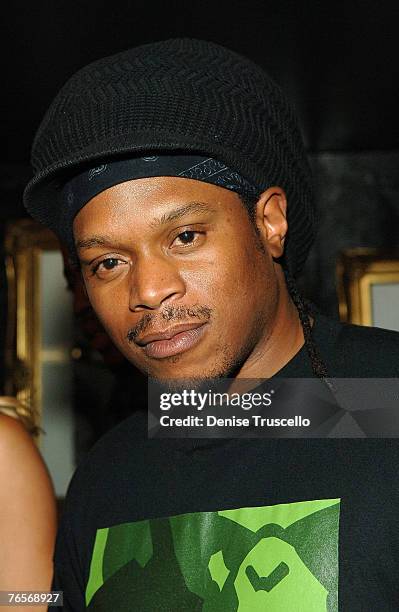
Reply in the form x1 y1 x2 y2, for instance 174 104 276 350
73 190 228 251
149 201 218 228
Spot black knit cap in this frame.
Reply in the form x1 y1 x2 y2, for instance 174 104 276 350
23 38 315 276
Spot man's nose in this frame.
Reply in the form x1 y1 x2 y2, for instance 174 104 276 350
128 254 186 311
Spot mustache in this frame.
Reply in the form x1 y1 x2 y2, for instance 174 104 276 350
126 305 212 343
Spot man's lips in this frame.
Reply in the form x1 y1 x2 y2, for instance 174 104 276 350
135 322 209 359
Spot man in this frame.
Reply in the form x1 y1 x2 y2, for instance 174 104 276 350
24 39 399 610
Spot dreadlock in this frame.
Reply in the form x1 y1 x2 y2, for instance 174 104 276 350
282 265 328 379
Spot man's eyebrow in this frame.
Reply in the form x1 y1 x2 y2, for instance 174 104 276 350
75 236 113 250
150 201 217 228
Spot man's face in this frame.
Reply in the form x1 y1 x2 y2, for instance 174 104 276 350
73 177 281 380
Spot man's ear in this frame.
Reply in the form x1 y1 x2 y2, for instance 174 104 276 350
255 186 288 258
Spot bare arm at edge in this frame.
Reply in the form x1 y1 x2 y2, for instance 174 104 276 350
0 414 57 609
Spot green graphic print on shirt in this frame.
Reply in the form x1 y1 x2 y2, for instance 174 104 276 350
86 498 340 611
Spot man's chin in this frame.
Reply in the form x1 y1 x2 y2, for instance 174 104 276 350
147 359 245 391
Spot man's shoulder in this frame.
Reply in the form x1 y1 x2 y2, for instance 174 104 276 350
316 314 399 376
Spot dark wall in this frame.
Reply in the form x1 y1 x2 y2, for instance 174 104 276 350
1 1 399 389
304 151 399 316
3 0 399 161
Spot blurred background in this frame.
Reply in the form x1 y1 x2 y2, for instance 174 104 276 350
1 0 398 495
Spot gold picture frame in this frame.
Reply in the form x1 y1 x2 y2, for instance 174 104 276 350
4 218 78 497
336 248 399 329
4 218 61 428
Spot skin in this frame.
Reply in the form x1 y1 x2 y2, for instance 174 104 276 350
73 177 304 381
0 414 57 607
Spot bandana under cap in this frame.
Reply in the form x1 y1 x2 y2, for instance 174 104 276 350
60 154 260 255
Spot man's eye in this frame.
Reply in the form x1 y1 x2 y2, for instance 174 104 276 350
101 258 119 270
174 231 197 246
91 257 123 276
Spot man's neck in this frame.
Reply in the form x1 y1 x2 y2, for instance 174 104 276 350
236 272 305 379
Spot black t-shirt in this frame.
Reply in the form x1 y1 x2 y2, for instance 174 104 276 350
53 315 399 611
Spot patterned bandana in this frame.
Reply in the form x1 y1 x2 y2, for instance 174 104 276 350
61 154 261 229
